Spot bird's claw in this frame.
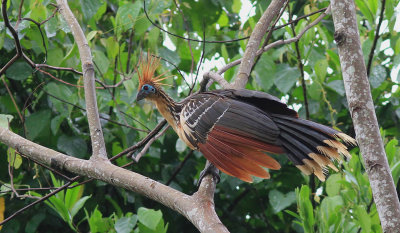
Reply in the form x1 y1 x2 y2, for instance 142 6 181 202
197 162 220 187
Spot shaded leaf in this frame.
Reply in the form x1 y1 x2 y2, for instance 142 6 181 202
115 215 138 233
274 64 300 94
0 114 13 129
269 189 296 213
57 135 88 158
326 174 341 196
25 110 51 140
138 207 162 230
325 80 345 96
369 65 386 88
5 62 32 80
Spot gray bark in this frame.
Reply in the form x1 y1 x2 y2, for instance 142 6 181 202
331 0 400 232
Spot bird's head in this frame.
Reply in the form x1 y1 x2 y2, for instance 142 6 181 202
135 53 169 102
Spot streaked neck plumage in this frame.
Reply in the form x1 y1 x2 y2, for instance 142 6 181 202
149 87 181 131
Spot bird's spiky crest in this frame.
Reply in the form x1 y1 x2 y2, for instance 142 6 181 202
137 53 171 87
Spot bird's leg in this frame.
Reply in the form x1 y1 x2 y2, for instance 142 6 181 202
197 160 220 187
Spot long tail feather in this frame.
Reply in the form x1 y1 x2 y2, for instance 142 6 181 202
272 114 356 181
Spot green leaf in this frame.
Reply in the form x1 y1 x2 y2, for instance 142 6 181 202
86 31 98 42
57 135 88 158
65 184 82 211
7 147 22 169
93 50 110 75
5 62 32 80
115 1 141 36
0 114 13 129
47 48 64 67
296 186 314 232
369 65 386 88
217 11 229 27
355 0 375 24
51 115 64 135
137 207 162 230
159 47 181 68
86 207 104 233
25 110 51 140
326 174 341 196
268 190 296 213
253 54 276 91
80 0 104 21
385 138 398 165
354 206 371 233
70 196 91 219
314 59 328 82
29 4 47 22
325 80 345 96
320 195 344 227
391 161 400 186
274 64 300 94
25 213 46 233
232 0 242 13
307 82 322 100
46 195 69 222
115 215 138 233
105 36 119 61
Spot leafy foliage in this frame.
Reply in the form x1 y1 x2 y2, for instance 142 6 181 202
0 0 399 232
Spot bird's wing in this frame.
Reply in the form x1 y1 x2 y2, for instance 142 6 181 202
179 90 356 183
204 89 299 117
179 94 283 182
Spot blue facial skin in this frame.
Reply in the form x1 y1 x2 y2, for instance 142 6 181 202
136 84 156 101
142 84 156 93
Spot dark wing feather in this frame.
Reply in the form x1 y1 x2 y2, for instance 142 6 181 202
180 94 282 182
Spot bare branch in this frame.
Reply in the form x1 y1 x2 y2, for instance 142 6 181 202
233 0 286 88
331 0 400 231
132 126 170 162
203 71 231 89
0 127 228 232
56 0 108 161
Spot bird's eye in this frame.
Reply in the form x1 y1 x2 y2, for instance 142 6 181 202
143 85 149 90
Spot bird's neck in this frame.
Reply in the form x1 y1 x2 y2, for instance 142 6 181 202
151 88 181 131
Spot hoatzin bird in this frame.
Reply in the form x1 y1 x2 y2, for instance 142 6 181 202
136 54 357 183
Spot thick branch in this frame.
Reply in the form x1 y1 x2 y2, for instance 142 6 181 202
233 0 286 88
330 0 400 231
0 127 228 233
56 0 107 161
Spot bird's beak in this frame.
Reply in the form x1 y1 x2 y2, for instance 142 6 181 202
136 90 146 102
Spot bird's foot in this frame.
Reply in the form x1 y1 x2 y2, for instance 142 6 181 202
197 162 220 187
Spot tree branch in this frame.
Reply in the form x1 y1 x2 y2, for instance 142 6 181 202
0 126 227 232
233 0 286 88
330 0 400 231
56 0 108 161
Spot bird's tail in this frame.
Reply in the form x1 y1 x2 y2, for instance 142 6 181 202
271 114 357 181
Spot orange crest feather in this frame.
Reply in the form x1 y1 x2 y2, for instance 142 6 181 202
137 53 172 87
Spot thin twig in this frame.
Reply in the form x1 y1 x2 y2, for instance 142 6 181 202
166 150 193 185
0 176 80 226
218 6 331 76
109 120 168 162
132 126 170 162
1 76 25 127
44 90 149 132
250 0 289 76
172 0 196 84
366 0 386 77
